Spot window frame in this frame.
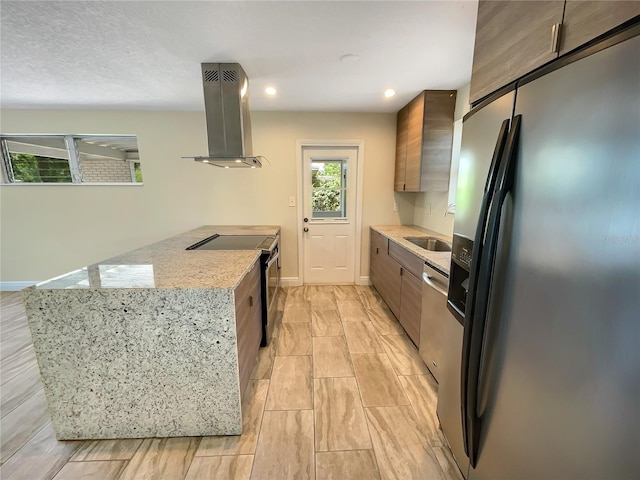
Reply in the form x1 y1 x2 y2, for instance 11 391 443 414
0 134 143 185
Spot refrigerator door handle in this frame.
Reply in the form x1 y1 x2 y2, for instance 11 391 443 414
460 118 511 458
465 115 522 468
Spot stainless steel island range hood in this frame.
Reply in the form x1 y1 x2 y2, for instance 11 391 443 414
184 63 264 168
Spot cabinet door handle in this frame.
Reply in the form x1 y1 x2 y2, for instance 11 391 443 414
550 23 562 53
376 247 379 254
249 296 253 307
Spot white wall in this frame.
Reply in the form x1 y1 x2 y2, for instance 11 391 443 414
0 109 404 283
413 83 471 235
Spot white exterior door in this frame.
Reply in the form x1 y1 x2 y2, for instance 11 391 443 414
302 146 358 284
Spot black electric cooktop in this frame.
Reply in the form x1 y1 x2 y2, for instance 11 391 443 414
186 234 276 251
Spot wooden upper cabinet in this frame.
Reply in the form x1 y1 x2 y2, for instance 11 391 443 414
470 0 564 104
405 95 425 191
560 1 640 55
470 1 639 104
394 90 456 192
394 105 409 192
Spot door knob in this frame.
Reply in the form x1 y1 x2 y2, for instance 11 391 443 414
303 217 309 222
303 227 309 232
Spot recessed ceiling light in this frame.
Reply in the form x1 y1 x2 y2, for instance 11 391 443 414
235 159 242 163
384 89 396 98
265 87 277 96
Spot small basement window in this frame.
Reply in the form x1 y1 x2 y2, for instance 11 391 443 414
1 135 143 184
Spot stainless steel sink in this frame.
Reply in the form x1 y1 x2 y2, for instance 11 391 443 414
404 236 452 252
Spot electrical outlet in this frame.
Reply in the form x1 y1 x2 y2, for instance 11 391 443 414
289 196 295 207
393 200 398 212
425 204 431 215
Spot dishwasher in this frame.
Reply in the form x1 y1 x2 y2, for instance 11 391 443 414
419 263 450 383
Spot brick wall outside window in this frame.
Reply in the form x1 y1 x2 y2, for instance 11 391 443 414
80 158 133 183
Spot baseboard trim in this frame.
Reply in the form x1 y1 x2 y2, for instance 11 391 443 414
280 277 302 287
357 276 371 286
0 281 37 292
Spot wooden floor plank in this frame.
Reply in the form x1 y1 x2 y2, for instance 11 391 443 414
117 437 200 480
277 323 312 355
282 300 312 323
399 374 447 446
378 334 429 376
52 460 127 480
70 438 143 461
312 337 353 378
1 363 43 418
337 299 370 322
311 310 343 337
0 423 81 480
1 328 33 363
365 406 445 480
265 356 313 410
316 450 381 480
1 388 50 464
0 288 464 480
314 377 372 452
0 343 37 386
343 321 384 354
351 354 410 407
365 306 405 336
185 455 253 480
251 410 314 480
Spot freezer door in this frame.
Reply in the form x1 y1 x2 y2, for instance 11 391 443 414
453 90 514 240
469 34 640 479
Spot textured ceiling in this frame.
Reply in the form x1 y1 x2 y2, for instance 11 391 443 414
0 1 478 113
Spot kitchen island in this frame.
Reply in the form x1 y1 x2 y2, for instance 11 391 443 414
22 225 279 440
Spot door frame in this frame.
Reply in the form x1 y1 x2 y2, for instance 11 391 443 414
295 139 365 285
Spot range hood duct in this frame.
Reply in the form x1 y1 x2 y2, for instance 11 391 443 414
184 63 264 168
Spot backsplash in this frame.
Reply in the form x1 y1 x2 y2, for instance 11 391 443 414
412 191 455 236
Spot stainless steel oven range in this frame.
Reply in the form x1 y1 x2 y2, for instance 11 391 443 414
186 233 280 346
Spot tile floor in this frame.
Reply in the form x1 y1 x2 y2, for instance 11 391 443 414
0 286 463 479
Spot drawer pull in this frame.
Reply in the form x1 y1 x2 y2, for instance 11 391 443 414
249 296 253 307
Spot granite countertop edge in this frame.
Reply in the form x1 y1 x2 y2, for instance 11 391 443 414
29 225 280 291
371 224 452 276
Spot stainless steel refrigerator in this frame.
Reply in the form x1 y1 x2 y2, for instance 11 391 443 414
438 26 640 479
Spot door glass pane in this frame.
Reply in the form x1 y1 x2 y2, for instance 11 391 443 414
311 159 346 219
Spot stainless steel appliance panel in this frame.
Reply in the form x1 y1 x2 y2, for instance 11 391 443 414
454 90 515 240
262 239 280 347
439 71 516 480
437 315 467 477
468 34 640 480
419 263 449 383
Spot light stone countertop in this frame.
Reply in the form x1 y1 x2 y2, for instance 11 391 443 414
23 224 281 440
33 225 280 290
371 225 452 276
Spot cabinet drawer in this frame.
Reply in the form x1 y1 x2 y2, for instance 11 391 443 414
370 229 388 255
389 241 424 278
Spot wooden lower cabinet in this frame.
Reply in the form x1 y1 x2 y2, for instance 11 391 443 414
234 258 262 401
399 269 422 346
370 229 423 345
370 230 401 317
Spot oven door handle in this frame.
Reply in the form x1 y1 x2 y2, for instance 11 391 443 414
267 251 280 269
